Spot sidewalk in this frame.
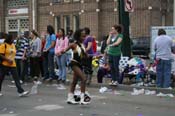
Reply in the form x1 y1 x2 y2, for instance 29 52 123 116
66 73 175 95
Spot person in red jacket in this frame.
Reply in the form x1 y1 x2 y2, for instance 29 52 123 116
92 36 97 53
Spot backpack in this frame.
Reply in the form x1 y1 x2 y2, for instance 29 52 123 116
0 43 6 64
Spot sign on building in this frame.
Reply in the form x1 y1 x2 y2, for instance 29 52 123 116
8 8 28 15
125 0 134 12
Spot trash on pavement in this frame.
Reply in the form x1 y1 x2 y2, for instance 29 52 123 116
9 111 14 114
8 85 16 88
99 87 113 93
30 81 40 95
156 92 174 98
144 90 156 95
56 84 66 90
131 88 144 95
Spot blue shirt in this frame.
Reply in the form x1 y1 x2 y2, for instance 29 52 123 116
45 34 56 53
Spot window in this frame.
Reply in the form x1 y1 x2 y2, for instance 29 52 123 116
7 18 29 32
73 0 80 2
64 0 70 3
73 15 80 31
7 0 28 8
8 19 18 30
52 0 61 3
55 16 61 32
20 19 29 30
64 16 70 35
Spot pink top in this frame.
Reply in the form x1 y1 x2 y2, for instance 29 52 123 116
55 36 69 55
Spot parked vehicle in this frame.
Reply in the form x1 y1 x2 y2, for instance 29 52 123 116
131 37 150 58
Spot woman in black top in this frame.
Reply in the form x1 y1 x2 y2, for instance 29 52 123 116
63 29 90 105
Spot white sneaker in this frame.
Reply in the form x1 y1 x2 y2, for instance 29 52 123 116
19 91 29 97
109 81 114 85
0 92 3 96
67 93 79 104
112 81 118 86
20 80 23 84
75 84 80 89
11 81 15 84
11 80 23 84
80 93 90 105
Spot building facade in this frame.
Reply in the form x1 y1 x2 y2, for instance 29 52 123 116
0 0 173 40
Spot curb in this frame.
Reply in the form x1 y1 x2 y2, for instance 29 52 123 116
86 83 175 94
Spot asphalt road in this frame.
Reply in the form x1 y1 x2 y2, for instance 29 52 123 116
0 81 175 116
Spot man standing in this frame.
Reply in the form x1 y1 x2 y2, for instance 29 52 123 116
153 29 173 88
14 32 29 83
83 27 94 85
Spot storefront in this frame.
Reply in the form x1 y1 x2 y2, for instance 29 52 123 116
5 0 29 38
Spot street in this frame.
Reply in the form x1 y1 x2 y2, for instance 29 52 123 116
0 80 175 116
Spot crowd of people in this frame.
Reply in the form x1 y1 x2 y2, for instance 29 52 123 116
0 25 174 104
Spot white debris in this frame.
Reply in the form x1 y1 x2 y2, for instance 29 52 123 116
99 87 108 93
135 107 141 109
34 104 64 111
131 88 144 95
8 85 16 88
52 84 58 87
113 91 122 95
144 90 156 95
56 84 66 90
9 111 14 114
156 92 174 98
30 81 39 95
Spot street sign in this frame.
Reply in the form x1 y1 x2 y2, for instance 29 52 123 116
124 0 134 12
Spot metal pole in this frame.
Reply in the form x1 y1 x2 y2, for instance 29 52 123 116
118 0 131 57
174 0 175 25
32 0 36 30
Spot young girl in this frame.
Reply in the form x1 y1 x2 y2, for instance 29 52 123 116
63 29 90 105
55 29 69 84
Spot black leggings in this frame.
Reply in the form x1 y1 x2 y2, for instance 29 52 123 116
0 66 24 93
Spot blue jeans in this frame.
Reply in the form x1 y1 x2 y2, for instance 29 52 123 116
56 54 67 81
43 52 55 79
156 59 171 88
108 55 120 82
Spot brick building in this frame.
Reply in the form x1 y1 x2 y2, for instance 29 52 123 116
0 0 174 40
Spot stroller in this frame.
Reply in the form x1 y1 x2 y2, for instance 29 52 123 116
119 57 147 85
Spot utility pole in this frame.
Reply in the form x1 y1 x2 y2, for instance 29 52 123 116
174 0 175 25
118 0 131 57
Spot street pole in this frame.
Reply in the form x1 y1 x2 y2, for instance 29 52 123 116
118 0 131 57
174 0 175 25
32 0 36 30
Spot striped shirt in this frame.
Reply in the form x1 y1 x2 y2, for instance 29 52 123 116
14 37 29 59
99 56 107 66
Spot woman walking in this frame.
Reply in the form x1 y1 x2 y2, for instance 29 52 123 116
63 29 90 105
